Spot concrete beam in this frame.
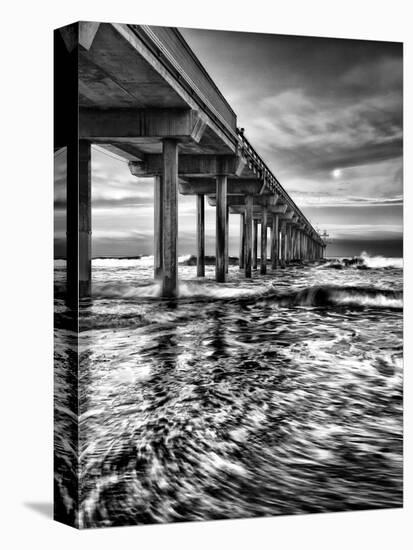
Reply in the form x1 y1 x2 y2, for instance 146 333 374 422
207 194 279 207
131 154 245 178
228 204 287 215
179 178 269 196
231 205 290 218
80 108 207 142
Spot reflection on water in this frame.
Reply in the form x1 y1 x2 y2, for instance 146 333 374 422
54 300 79 527
54 256 403 528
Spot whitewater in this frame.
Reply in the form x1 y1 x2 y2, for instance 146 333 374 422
54 253 403 528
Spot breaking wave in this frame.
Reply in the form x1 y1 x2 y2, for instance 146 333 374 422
321 252 403 270
92 281 402 309
277 285 402 309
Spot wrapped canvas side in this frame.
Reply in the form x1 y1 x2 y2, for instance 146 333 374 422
54 23 82 528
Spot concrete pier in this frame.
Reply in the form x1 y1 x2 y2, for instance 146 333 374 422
271 214 279 270
57 22 327 306
197 194 205 277
225 206 229 273
216 175 227 283
280 222 287 267
67 139 92 305
260 206 268 275
154 176 163 279
253 219 258 270
244 196 253 278
162 139 179 298
239 213 245 269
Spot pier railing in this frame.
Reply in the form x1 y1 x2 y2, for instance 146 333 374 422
237 128 322 243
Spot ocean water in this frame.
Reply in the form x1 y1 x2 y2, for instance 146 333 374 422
54 253 403 528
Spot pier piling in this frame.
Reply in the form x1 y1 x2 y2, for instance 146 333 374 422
67 139 92 305
154 175 164 279
162 139 179 298
260 206 268 275
253 219 258 270
271 214 279 269
244 196 253 278
239 213 245 269
196 194 205 277
215 174 227 282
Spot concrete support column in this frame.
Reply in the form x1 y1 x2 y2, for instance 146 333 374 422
239 213 245 269
196 194 205 277
162 139 179 298
67 139 92 305
295 228 299 260
260 206 267 275
154 176 163 279
215 174 227 282
225 205 229 273
79 140 92 300
271 214 279 269
252 219 258 270
286 223 292 264
279 222 285 266
270 225 274 266
244 195 253 278
300 231 304 261
297 230 301 261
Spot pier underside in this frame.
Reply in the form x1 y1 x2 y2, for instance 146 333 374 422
55 22 325 302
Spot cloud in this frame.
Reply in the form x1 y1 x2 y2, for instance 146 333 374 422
53 32 403 258
246 88 402 176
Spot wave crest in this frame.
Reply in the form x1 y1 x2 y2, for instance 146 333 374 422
321 252 403 270
92 281 402 309
279 285 402 309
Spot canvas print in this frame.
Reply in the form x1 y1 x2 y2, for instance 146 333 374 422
54 22 403 529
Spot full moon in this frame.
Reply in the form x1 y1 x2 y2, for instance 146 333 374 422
332 168 342 178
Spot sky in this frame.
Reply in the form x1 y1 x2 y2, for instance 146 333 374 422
55 29 403 258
